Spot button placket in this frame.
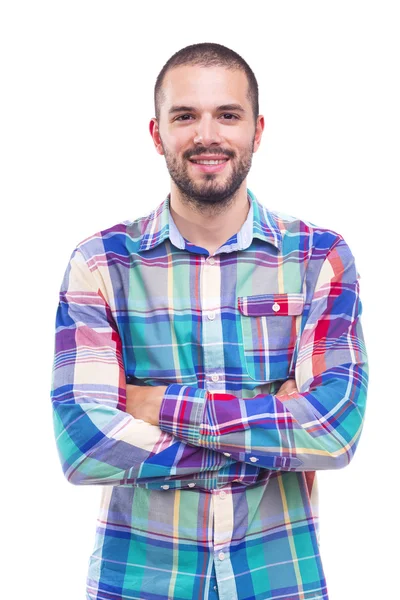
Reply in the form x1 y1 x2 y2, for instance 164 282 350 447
211 487 237 597
201 255 224 394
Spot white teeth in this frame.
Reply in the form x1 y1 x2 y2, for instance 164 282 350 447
192 159 227 165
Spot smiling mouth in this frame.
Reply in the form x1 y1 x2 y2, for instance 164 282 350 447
187 158 230 175
189 158 229 165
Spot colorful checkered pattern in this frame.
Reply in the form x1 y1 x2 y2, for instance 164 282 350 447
51 189 368 599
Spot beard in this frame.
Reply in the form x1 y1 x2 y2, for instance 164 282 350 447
160 136 255 215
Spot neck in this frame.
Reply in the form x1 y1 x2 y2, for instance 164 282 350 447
169 181 250 255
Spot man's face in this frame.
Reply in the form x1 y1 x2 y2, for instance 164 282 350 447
150 65 264 208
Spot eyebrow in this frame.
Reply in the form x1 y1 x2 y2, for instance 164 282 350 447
168 103 246 115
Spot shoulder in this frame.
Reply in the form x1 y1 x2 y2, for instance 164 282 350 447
72 208 155 262
267 206 347 253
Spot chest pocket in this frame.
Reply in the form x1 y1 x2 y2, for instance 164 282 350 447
238 292 305 382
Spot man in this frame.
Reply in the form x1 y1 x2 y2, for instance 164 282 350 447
51 42 368 600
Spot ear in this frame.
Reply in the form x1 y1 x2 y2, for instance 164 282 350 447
253 115 265 153
149 118 164 155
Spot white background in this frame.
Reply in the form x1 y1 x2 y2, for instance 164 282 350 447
1 1 399 598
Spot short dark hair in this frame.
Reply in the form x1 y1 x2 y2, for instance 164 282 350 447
154 42 259 123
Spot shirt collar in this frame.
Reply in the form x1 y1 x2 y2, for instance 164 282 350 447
138 188 282 253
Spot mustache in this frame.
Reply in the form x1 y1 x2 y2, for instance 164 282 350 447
183 148 235 160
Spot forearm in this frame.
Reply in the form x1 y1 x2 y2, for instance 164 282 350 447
52 390 261 487
159 359 367 471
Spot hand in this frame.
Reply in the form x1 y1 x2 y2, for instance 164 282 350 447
275 378 298 399
125 384 168 426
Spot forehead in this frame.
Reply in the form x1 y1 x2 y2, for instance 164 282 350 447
160 65 250 111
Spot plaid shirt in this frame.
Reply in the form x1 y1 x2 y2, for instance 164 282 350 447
51 189 368 600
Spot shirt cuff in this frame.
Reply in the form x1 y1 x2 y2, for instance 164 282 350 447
159 384 208 445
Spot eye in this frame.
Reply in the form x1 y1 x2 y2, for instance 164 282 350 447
221 113 239 120
175 114 194 121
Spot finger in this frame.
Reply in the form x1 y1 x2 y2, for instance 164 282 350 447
276 379 294 391
276 379 298 396
285 380 297 390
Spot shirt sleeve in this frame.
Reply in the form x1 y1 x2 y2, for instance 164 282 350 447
51 247 261 486
158 236 369 471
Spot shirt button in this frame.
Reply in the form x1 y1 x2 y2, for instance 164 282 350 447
272 302 280 312
188 483 196 488
213 585 217 590
211 373 219 382
218 551 225 561
208 310 216 320
249 457 259 463
161 485 170 490
219 491 227 499
223 452 231 457
208 257 216 265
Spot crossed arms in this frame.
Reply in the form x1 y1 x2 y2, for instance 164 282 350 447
124 379 298 427
51 236 368 486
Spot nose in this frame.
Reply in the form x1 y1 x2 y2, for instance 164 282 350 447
193 115 222 146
